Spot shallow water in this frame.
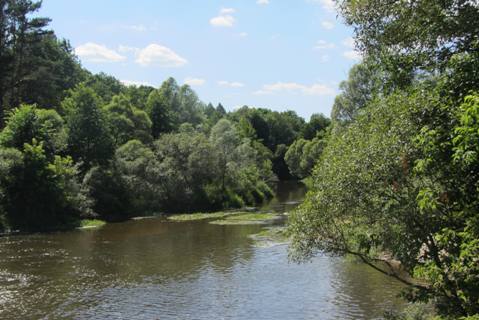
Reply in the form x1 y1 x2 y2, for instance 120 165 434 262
0 182 406 319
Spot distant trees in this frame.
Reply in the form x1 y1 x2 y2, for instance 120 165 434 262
229 107 309 179
285 137 325 179
64 85 114 171
105 94 152 146
0 0 328 233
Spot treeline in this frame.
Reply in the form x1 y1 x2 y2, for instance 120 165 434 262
0 0 329 232
289 0 479 318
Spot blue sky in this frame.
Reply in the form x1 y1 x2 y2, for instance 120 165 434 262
40 0 359 120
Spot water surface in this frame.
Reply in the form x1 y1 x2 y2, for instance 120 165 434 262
0 182 405 319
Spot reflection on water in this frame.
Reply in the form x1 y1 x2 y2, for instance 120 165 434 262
0 182 405 319
261 180 308 213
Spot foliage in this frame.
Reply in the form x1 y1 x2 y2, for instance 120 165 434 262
337 0 479 88
0 105 66 157
331 59 387 125
285 136 326 179
301 113 330 140
289 85 479 316
0 140 89 232
64 85 114 170
0 1 85 126
104 94 152 146
82 164 131 222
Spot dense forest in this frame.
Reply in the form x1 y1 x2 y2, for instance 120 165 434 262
0 0 330 232
289 0 479 318
1 0 479 318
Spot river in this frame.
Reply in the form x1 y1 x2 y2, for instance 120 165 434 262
0 181 406 319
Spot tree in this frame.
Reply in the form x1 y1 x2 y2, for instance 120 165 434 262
83 164 130 222
301 113 330 140
338 0 479 75
154 132 219 211
64 85 114 170
177 84 205 125
289 87 479 316
0 140 89 232
123 84 154 110
209 119 241 197
104 94 152 146
285 137 326 179
0 104 66 157
115 139 161 214
331 60 386 125
209 119 273 207
0 0 51 127
17 35 86 109
146 78 180 138
82 72 125 105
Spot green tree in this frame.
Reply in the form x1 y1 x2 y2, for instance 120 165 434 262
0 140 89 232
301 113 330 140
289 88 479 316
177 84 205 125
0 1 85 126
115 139 161 214
104 94 152 146
146 78 180 138
83 164 130 222
82 72 125 105
154 131 219 211
331 60 386 125
285 137 326 179
338 0 479 76
0 0 51 126
0 104 66 157
64 85 114 170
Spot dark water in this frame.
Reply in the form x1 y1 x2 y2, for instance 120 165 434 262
0 182 406 319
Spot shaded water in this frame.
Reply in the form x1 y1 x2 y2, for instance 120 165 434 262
0 182 406 319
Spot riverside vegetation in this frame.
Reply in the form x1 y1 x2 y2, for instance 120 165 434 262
0 0 330 233
0 0 478 319
288 0 479 319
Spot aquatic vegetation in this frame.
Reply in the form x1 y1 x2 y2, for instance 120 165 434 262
168 211 246 222
79 219 106 229
209 213 281 225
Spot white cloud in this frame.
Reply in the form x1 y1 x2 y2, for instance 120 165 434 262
320 20 334 30
239 32 248 37
123 24 147 32
307 0 335 12
257 0 270 5
343 50 362 61
75 42 126 63
118 45 140 55
218 80 245 88
318 54 330 63
342 37 355 48
135 44 187 67
313 40 335 50
184 77 206 86
319 0 335 12
210 15 235 27
254 82 335 96
210 8 236 27
220 8 235 14
121 80 153 87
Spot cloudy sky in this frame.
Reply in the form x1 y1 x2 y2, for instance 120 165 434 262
40 0 359 119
